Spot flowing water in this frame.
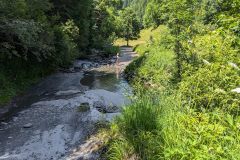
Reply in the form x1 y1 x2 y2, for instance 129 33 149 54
0 47 136 160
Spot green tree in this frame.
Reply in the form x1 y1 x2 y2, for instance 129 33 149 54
118 7 141 46
89 0 122 49
122 0 148 21
50 0 93 49
160 0 201 80
143 0 162 28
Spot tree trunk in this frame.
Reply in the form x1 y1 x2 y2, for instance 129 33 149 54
126 26 129 46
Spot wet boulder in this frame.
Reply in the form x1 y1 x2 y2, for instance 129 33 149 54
82 63 92 69
23 123 33 128
78 103 91 112
73 60 94 70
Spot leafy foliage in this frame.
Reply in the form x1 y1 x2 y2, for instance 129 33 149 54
122 0 148 21
125 26 175 89
107 0 240 158
90 0 122 49
0 0 125 105
117 7 141 46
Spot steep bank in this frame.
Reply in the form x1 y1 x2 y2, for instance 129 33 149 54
107 26 240 160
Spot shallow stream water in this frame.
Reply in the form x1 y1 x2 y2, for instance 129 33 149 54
0 47 135 160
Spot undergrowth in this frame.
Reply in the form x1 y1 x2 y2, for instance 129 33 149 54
0 64 53 106
106 25 240 159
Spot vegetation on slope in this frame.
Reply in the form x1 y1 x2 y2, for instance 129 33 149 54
108 25 240 160
106 0 240 158
1 0 239 159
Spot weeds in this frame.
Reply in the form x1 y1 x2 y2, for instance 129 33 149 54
107 25 240 160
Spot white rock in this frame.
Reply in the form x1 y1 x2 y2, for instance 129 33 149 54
23 123 33 128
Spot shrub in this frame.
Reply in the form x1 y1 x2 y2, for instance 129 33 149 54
125 26 176 90
161 99 240 159
180 63 240 114
183 30 239 68
103 45 120 56
180 29 240 114
52 26 78 68
108 91 240 159
0 19 53 62
126 45 176 90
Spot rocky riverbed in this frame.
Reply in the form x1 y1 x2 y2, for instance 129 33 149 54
0 47 137 160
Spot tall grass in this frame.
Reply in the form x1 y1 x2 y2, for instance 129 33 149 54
124 26 176 91
108 92 240 159
106 25 240 160
108 95 163 160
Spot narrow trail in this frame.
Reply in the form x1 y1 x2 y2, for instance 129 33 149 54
0 47 137 160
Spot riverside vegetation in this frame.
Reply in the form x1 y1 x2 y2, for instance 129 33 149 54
0 0 141 106
105 0 240 159
0 0 239 159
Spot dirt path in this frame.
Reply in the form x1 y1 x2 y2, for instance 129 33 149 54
0 47 137 160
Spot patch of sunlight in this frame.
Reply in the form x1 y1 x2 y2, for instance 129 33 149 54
114 27 161 47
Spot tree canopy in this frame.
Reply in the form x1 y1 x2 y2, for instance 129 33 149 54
0 0 126 104
118 7 141 46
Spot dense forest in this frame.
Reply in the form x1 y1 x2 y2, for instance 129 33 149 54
0 0 141 105
0 0 239 159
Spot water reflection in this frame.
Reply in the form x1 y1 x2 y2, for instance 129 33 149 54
80 65 127 93
116 65 120 80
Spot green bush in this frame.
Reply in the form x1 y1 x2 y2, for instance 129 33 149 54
183 30 239 68
0 19 53 61
125 26 176 90
107 25 240 160
179 29 240 113
126 45 176 90
134 43 149 55
52 26 79 68
180 63 240 114
108 92 240 160
160 95 240 159
103 45 120 56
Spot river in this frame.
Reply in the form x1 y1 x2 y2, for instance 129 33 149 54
0 47 137 160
